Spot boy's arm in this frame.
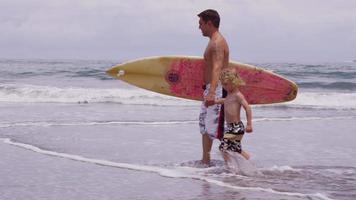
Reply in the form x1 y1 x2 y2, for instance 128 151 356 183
237 93 253 132
214 98 225 105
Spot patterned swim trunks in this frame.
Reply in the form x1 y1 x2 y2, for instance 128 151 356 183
223 121 245 139
219 121 245 153
199 84 225 139
219 138 242 153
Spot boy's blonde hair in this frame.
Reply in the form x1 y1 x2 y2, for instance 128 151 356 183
220 67 245 86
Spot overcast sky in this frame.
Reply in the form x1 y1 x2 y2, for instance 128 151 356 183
1 0 356 62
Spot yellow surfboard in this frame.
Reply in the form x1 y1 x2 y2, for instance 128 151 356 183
106 56 298 104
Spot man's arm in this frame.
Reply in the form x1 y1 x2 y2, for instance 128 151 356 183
205 41 224 106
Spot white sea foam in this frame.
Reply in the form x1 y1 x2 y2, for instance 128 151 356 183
325 168 356 175
0 120 197 128
223 151 261 176
1 83 356 109
1 138 333 200
254 116 355 122
265 165 302 173
1 115 353 128
283 92 356 109
0 83 198 106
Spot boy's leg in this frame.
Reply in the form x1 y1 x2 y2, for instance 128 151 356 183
221 151 230 164
241 150 250 160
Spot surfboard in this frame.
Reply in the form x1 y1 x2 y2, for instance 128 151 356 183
106 56 298 104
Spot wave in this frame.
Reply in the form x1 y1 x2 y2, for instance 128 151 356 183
0 83 198 106
1 138 333 200
297 81 356 91
254 116 356 122
0 59 115 81
0 120 197 128
262 165 302 173
1 84 356 109
1 116 354 128
284 92 356 109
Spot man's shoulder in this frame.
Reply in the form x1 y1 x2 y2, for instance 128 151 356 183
213 34 226 43
214 35 229 50
208 38 227 52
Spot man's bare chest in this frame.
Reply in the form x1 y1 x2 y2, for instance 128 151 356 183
203 45 213 61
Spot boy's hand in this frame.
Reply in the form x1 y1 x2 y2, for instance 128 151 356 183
214 98 225 105
245 125 253 133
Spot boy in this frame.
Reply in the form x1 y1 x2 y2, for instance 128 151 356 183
215 67 253 160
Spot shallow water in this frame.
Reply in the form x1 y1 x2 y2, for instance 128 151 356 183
1 59 355 200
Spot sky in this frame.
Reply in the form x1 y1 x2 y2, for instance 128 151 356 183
1 0 356 62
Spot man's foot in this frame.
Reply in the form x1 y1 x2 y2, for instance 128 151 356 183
198 160 211 168
201 155 210 166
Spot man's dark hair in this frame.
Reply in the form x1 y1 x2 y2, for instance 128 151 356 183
197 9 220 28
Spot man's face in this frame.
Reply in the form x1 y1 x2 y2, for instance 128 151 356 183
199 18 209 37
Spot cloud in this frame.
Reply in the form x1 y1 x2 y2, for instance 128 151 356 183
0 0 355 62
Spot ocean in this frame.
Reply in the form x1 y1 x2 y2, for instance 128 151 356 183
0 59 355 200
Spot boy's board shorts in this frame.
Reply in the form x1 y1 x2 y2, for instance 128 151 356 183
199 84 226 140
219 121 245 153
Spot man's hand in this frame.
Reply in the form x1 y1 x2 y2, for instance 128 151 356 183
204 92 216 107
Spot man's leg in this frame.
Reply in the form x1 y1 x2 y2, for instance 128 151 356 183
202 133 213 165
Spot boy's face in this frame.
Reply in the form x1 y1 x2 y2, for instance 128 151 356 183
221 80 235 91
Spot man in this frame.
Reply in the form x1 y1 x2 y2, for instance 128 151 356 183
197 9 230 165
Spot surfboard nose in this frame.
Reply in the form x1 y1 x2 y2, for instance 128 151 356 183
106 67 119 78
106 66 126 79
